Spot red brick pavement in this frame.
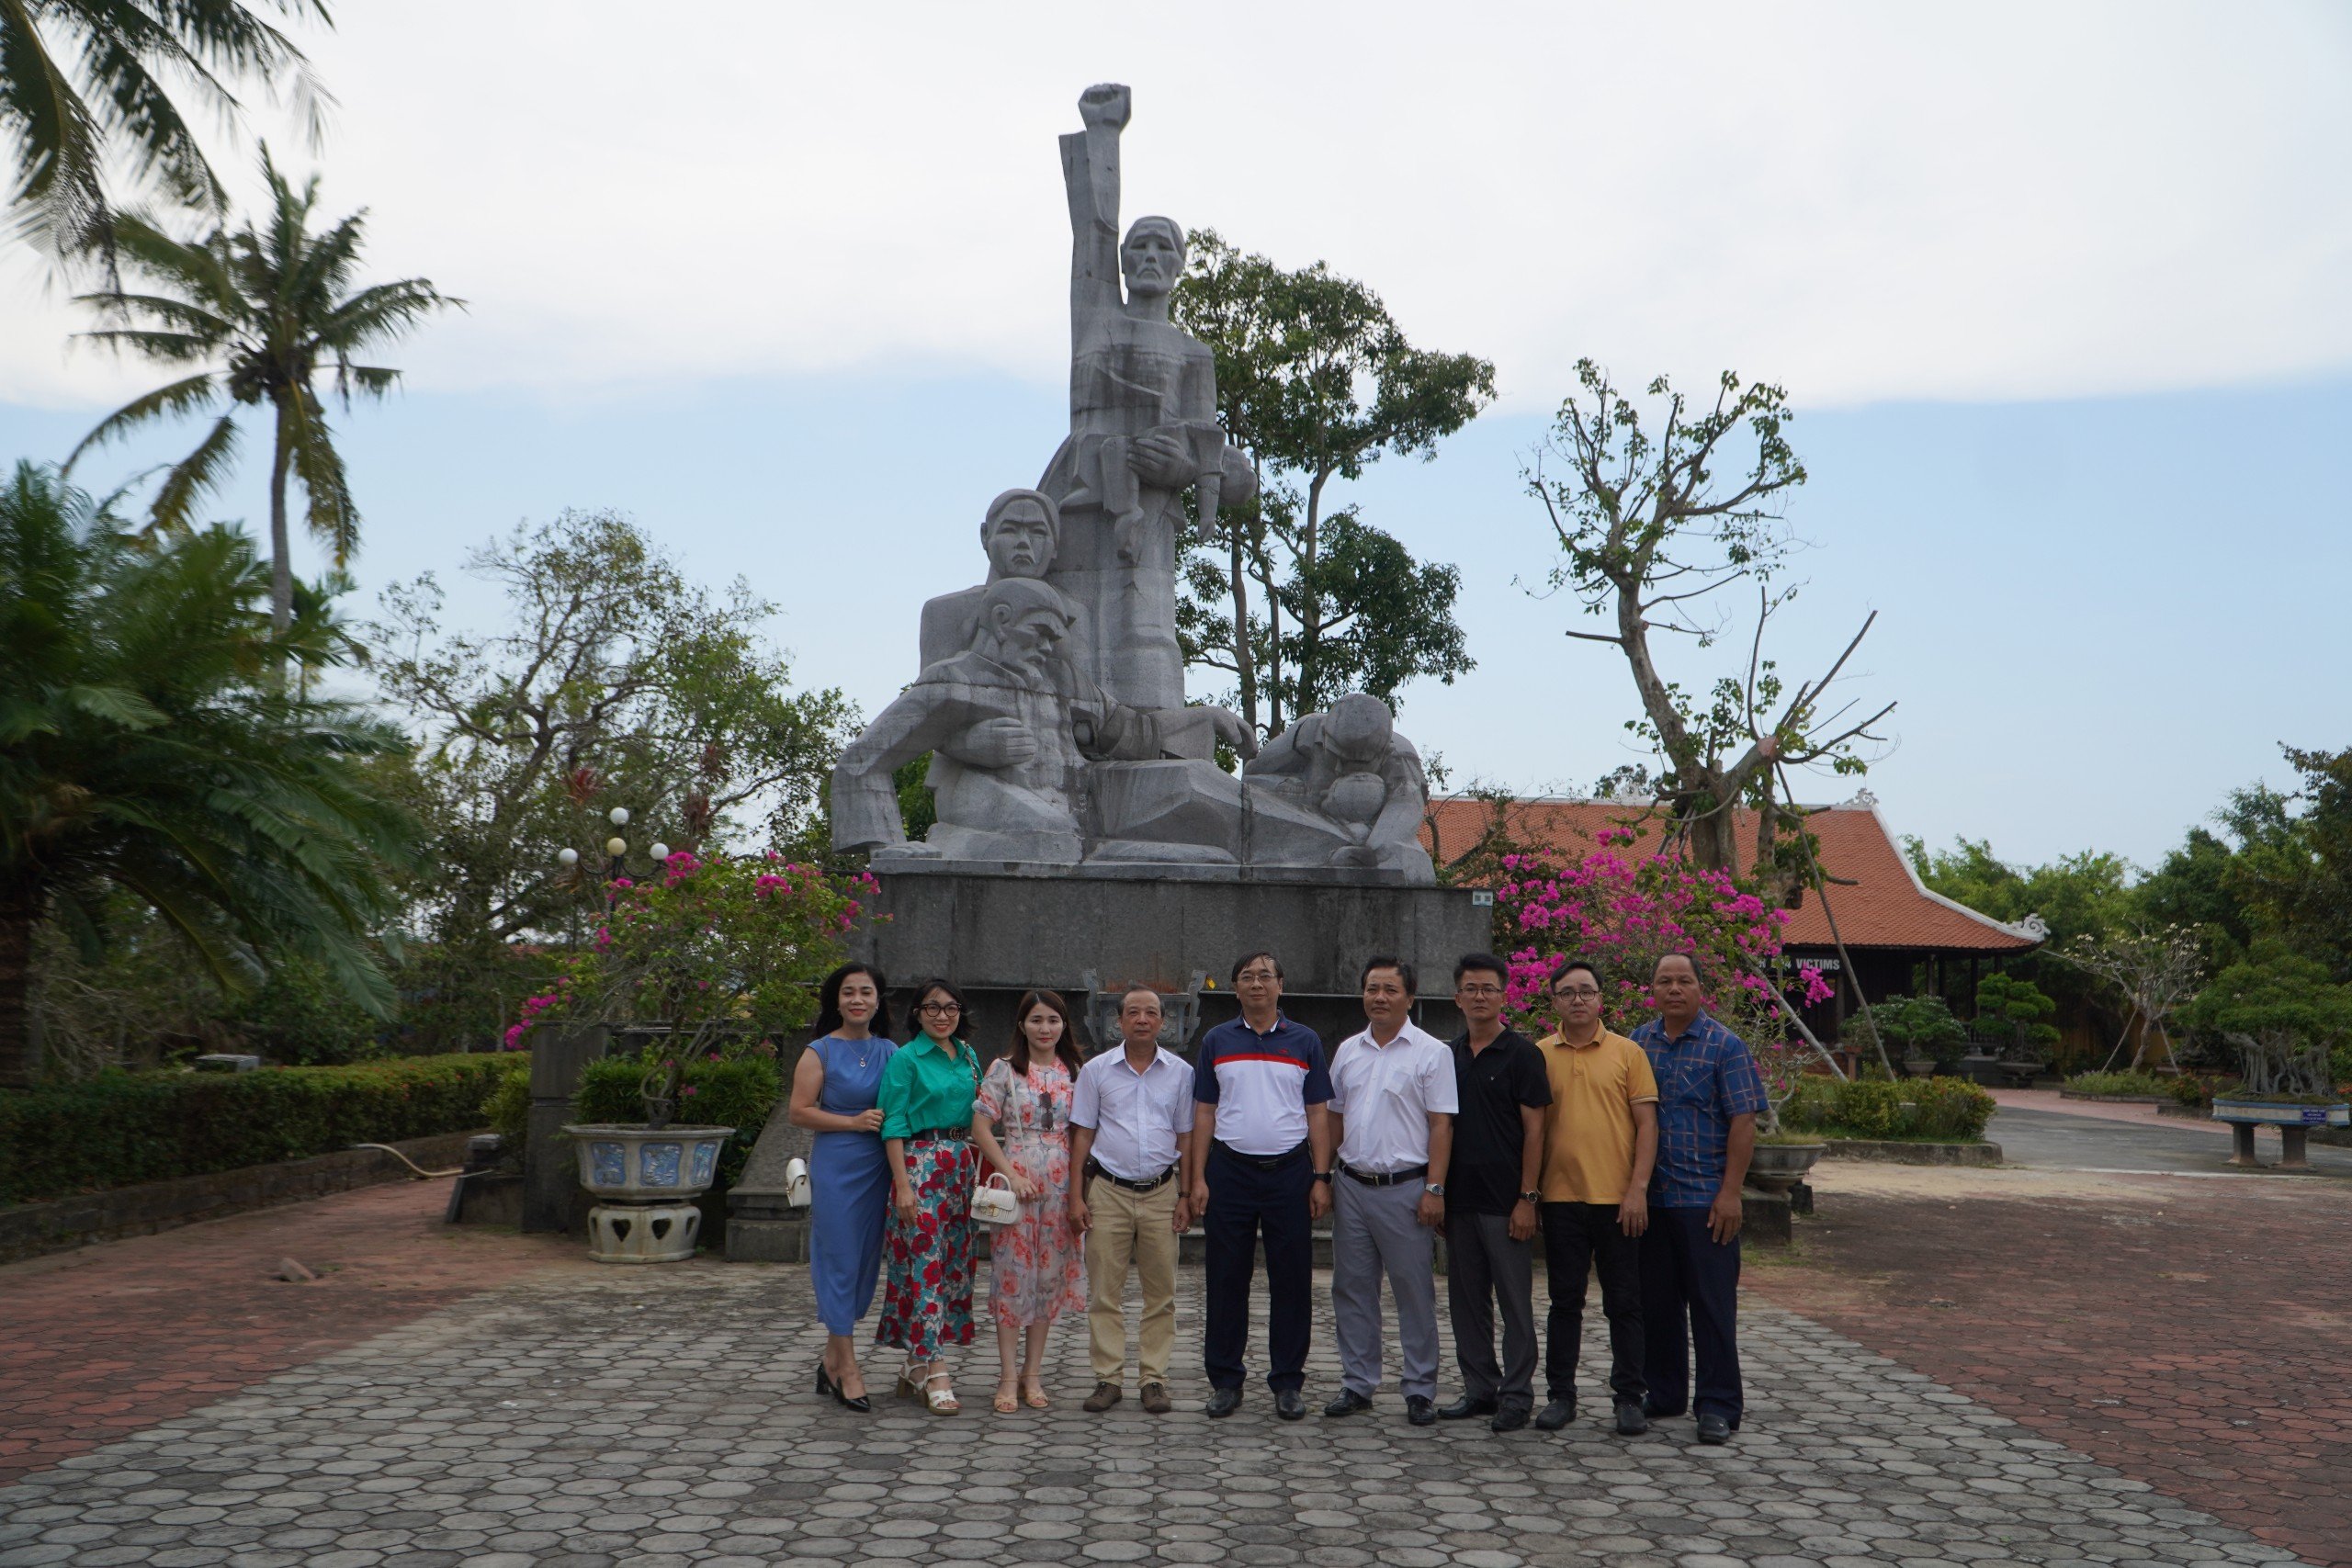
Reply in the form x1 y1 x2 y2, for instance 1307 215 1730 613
1754 1171 2352 1566
0 1179 580 1483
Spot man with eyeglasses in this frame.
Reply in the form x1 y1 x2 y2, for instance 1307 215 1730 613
1191 949 1335 1420
1434 953 1553 1433
1534 956 1658 1437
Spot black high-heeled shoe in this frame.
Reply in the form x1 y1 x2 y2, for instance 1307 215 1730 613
817 1358 870 1412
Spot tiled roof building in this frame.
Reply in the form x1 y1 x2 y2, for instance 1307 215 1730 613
1419 789 2043 1043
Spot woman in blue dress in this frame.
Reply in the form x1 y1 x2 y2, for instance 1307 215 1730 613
788 962 896 1411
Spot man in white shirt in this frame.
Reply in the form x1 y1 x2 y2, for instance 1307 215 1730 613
1069 987 1198 1415
1323 955 1457 1425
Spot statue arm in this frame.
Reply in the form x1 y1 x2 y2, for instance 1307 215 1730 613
1061 99 1125 324
829 682 984 850
1368 742 1430 846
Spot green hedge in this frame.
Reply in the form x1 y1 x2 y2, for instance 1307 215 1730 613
2064 1069 2174 1098
0 1053 518 1204
1781 1075 1996 1142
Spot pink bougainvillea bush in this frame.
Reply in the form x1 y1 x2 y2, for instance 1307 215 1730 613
1493 831 1836 1111
505 850 877 1048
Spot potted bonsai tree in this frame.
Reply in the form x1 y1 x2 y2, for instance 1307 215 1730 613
1870 994 1967 1078
1972 972 2061 1087
523 848 872 1259
2185 942 2352 1170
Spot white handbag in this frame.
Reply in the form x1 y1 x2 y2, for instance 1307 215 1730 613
970 1171 1021 1227
782 1156 811 1211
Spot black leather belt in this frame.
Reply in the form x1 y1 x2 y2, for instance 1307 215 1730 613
1088 1161 1176 1193
1212 1138 1308 1170
909 1127 968 1143
1341 1162 1430 1187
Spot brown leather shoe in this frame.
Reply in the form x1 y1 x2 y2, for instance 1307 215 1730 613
1140 1382 1172 1414
1082 1381 1123 1413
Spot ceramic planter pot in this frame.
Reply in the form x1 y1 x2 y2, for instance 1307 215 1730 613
1746 1141 1826 1193
2210 1100 2349 1128
563 1123 738 1201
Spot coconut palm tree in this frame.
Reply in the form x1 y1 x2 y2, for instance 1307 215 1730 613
0 459 417 1086
0 0 330 263
67 149 460 632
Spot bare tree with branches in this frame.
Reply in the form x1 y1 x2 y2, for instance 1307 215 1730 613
2058 923 2205 1072
1527 360 1893 885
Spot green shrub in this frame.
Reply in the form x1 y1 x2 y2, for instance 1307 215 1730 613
232 953 386 1066
0 1053 518 1204
2064 1069 2173 1098
1781 1076 1995 1142
483 1058 531 1163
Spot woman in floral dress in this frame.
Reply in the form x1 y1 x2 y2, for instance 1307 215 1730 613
970 989 1087 1412
876 976 983 1414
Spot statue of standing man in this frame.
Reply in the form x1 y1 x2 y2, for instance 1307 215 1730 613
1038 84 1257 740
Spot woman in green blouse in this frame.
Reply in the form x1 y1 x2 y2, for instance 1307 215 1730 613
875 976 983 1414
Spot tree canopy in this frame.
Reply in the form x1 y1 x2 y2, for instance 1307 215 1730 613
0 459 414 1085
1171 229 1491 737
68 150 460 632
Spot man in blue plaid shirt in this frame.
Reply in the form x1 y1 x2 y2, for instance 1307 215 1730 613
1630 952 1768 1445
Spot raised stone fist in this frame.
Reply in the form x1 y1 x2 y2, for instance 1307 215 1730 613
1079 83 1132 131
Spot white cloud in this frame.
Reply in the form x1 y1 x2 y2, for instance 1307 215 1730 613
5 0 2348 411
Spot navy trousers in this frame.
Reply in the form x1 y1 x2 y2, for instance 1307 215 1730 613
1637 1206 1745 1426
1203 1143 1314 1393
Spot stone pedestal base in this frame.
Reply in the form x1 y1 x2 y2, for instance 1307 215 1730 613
850 867 1491 1049
587 1201 702 1263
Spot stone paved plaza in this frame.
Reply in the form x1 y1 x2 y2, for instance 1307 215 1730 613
0 1253 2315 1568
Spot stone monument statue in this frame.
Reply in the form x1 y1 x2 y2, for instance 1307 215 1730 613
1039 82 1258 727
825 85 1438 886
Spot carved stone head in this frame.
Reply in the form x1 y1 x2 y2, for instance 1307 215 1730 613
980 489 1060 580
1321 694 1396 767
1122 216 1185 299
975 578 1074 680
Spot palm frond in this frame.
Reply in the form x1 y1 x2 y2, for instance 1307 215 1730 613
64 372 222 471
282 388 356 564
0 0 107 254
145 411 242 532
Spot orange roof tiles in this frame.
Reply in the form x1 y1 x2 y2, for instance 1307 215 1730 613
1419 795 2041 954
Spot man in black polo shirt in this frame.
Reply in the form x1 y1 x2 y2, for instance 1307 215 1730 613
1436 952 1553 1433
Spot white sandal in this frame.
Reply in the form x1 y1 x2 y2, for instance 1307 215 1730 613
924 1372 960 1416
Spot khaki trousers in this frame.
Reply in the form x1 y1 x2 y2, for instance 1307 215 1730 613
1082 1173 1179 1386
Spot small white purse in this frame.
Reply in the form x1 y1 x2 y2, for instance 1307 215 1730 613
782 1156 811 1211
970 1171 1021 1227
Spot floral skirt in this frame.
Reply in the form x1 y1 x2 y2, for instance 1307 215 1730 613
989 1133 1085 1326
875 1136 975 1361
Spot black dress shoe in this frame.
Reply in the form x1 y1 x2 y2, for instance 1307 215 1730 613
1695 1413 1732 1445
1614 1400 1649 1436
1275 1389 1306 1421
1323 1388 1373 1418
1437 1394 1497 1421
1405 1395 1436 1427
1532 1399 1576 1431
1488 1405 1529 1433
1206 1386 1242 1418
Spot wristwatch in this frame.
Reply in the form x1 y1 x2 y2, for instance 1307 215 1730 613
1423 1181 1446 1197
1519 1190 1542 1205
1312 1169 1334 1184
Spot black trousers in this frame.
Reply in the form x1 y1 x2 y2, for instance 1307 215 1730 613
1203 1143 1313 1393
1540 1201 1645 1409
1638 1206 1744 1426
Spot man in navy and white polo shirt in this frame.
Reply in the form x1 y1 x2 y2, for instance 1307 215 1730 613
1190 948 1335 1420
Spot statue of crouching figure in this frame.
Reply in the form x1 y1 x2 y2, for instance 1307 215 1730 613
1244 693 1435 881
831 578 1187 864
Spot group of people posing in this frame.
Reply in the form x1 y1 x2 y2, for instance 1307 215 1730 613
786 947 1766 1444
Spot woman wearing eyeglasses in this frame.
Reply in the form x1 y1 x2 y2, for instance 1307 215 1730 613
875 976 983 1414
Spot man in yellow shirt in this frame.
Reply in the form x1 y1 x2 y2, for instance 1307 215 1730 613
1534 957 1659 1435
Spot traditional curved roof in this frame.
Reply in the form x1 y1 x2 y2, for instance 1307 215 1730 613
1419 791 2043 954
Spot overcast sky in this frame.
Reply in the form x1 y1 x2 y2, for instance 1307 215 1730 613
5 1 2349 868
